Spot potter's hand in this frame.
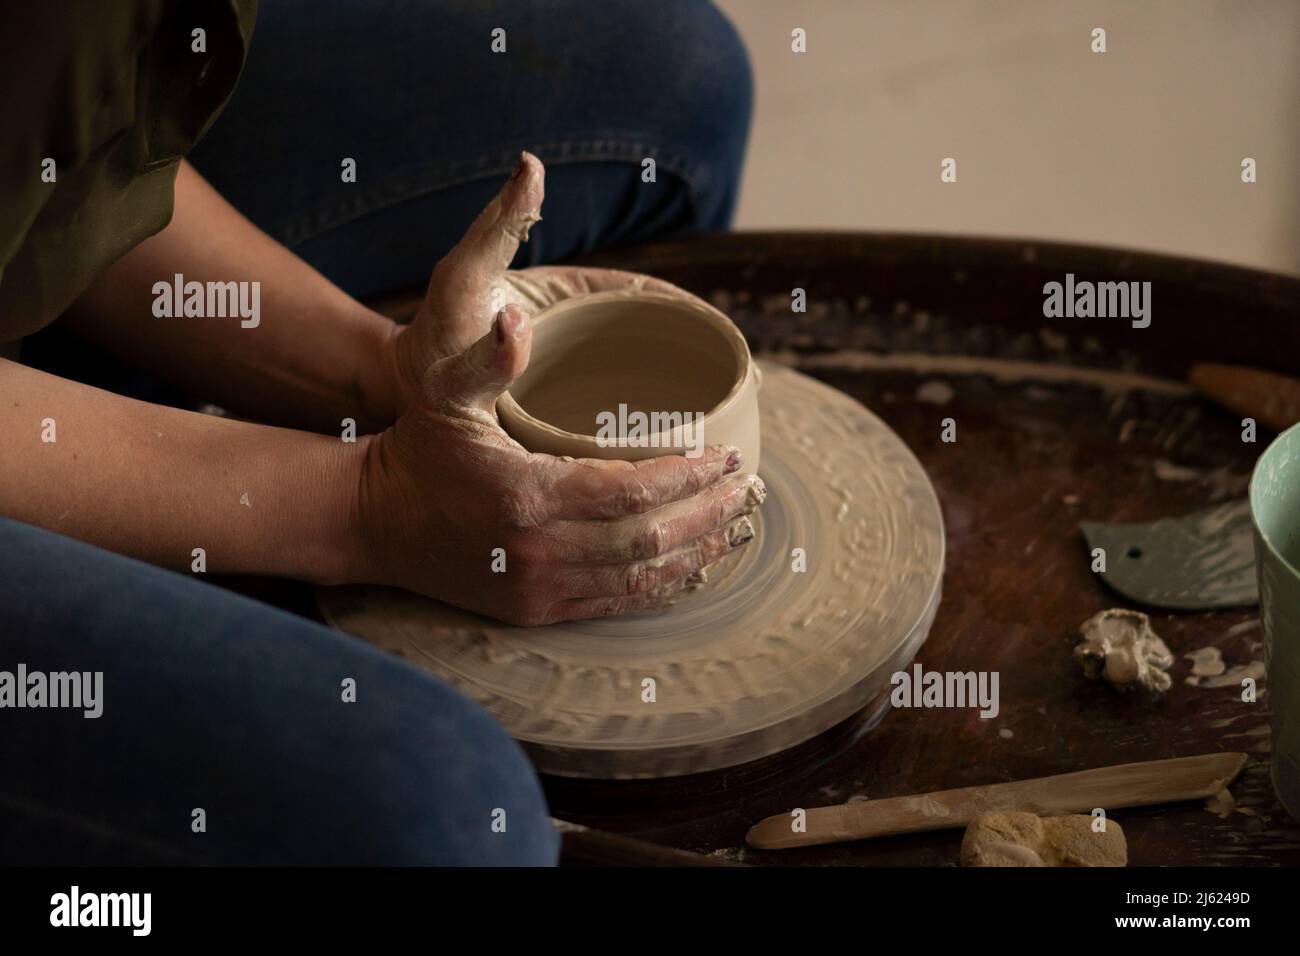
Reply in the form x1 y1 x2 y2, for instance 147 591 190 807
355 304 765 626
378 151 687 418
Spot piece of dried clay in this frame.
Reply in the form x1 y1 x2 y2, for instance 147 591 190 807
506 211 542 242
725 515 755 547
1185 646 1226 677
1187 660 1266 689
1074 608 1174 693
1203 787 1236 818
960 812 1127 867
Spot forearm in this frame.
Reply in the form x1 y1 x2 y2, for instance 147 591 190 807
62 161 404 433
1 358 367 583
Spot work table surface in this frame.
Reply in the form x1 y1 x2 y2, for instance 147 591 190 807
239 231 1300 866
538 232 1300 866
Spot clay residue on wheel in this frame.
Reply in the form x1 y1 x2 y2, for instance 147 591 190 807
317 362 945 778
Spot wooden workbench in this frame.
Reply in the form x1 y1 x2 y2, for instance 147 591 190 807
532 231 1300 866
241 231 1298 864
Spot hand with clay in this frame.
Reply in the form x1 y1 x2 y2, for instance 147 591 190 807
341 150 764 625
352 302 765 625
374 152 687 418
2 148 760 628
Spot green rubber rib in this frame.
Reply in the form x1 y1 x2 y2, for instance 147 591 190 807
1080 500 1258 610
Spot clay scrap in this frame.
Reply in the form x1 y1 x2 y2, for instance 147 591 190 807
1186 660 1267 689
1185 646 1226 678
960 812 1127 867
1074 608 1174 692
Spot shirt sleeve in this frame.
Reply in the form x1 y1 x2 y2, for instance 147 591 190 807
0 0 256 341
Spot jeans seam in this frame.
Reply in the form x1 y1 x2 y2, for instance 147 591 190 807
278 138 707 248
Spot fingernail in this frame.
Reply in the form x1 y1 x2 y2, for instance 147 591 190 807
726 515 755 548
685 567 709 590
509 152 528 183
723 447 742 475
742 475 767 512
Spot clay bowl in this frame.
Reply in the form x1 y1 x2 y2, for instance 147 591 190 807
498 290 760 474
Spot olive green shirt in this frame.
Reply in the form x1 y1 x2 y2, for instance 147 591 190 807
0 0 258 351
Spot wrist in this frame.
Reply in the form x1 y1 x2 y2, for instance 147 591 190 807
282 431 376 587
353 311 411 429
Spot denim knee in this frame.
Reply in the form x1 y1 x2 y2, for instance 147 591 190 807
634 0 755 228
0 517 559 867
344 671 561 867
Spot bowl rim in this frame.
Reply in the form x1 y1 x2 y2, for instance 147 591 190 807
497 289 754 453
1249 421 1300 583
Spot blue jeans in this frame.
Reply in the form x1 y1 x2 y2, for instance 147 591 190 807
188 0 753 298
0 518 556 865
2 0 751 864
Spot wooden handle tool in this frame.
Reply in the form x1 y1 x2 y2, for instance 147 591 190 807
552 818 740 866
746 752 1247 850
1190 362 1300 432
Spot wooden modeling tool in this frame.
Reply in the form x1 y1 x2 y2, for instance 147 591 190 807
746 752 1247 849
553 819 738 866
1190 362 1300 433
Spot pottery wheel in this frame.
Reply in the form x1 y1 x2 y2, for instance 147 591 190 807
318 362 945 778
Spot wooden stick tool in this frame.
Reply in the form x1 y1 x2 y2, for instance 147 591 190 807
746 752 1248 850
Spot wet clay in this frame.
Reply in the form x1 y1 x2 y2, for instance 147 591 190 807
318 363 945 778
513 297 737 433
498 291 761 472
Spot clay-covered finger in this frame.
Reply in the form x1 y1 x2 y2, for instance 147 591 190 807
552 473 765 562
545 445 744 520
550 578 697 624
566 520 752 599
460 151 544 265
430 152 545 312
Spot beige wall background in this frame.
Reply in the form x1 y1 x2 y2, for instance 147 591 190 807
716 0 1300 275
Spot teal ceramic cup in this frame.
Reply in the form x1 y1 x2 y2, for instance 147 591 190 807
1250 422 1300 824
